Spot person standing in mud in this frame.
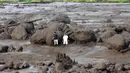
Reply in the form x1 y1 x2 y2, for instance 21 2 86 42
53 32 58 45
63 34 68 45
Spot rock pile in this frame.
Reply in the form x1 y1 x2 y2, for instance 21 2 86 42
55 53 77 71
30 13 97 45
32 53 130 73
0 61 29 71
0 45 23 53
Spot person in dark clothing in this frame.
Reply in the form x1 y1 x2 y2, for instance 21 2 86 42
53 32 58 45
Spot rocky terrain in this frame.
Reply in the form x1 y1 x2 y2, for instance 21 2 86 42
0 2 130 73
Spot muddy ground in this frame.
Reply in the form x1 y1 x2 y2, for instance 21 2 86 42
0 2 130 73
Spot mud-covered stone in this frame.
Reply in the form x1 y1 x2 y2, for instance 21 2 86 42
50 13 70 24
100 30 116 42
21 22 35 34
115 26 126 34
95 62 107 70
85 63 93 69
105 34 125 51
121 31 130 47
115 63 124 71
55 62 65 72
72 30 97 43
56 53 77 70
30 27 63 45
11 25 27 40
124 64 130 70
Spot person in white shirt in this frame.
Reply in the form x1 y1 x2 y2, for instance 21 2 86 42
63 34 68 45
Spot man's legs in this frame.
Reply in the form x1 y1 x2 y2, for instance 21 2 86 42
56 39 58 45
66 39 68 45
54 39 58 45
54 40 56 45
64 39 68 45
63 39 65 45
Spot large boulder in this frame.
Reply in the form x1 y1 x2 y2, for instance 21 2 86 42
47 21 66 31
34 20 47 30
46 30 63 45
48 22 75 41
30 28 48 44
114 26 126 34
105 34 125 51
56 53 77 70
30 27 63 45
31 22 66 45
21 22 35 34
121 31 130 47
11 25 28 40
72 30 97 43
100 30 116 42
55 62 65 72
50 14 70 24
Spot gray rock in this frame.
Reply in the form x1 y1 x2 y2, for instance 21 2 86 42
89 68 100 73
5 61 14 69
106 64 115 72
100 30 116 42
11 25 27 40
30 27 63 45
95 62 107 70
115 63 124 71
72 30 96 43
121 31 130 47
50 13 70 24
85 63 92 69
105 34 125 51
115 26 126 34
21 22 35 34
55 62 65 72
124 64 130 70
